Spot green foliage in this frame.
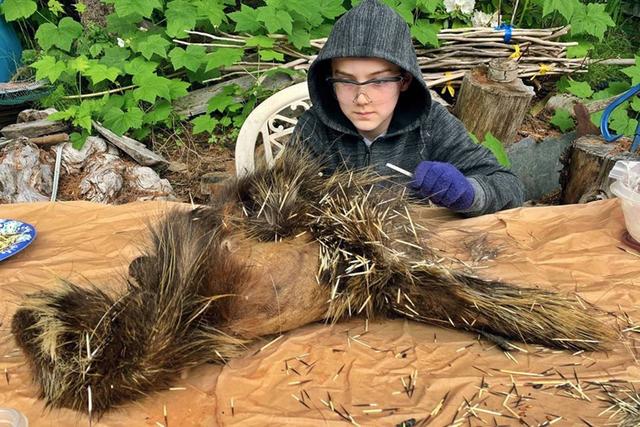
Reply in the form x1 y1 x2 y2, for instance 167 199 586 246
0 0 36 21
470 132 510 168
622 56 640 86
550 109 575 132
0 0 625 149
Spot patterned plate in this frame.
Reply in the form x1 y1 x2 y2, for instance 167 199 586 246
0 219 36 262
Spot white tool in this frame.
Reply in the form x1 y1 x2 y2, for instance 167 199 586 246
385 162 413 177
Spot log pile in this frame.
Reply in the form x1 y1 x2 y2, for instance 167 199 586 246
177 26 634 90
0 109 175 204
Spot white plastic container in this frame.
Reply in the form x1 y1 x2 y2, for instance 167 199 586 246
0 408 28 427
611 180 640 242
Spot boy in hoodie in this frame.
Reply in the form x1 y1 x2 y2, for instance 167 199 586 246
291 0 525 216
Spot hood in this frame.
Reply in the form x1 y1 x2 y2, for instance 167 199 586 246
307 0 431 137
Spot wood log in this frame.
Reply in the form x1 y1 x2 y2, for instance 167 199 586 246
1 119 68 139
28 133 69 146
454 65 534 146
560 135 640 204
93 121 169 167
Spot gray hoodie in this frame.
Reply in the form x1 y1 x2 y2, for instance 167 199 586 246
291 0 525 216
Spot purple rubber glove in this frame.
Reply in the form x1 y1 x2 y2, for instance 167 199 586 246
410 161 475 210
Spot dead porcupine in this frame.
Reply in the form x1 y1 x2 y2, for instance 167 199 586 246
12 207 251 415
12 145 613 416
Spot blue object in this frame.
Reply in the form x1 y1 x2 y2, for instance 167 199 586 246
410 161 475 210
0 219 36 262
0 0 22 82
600 83 640 153
494 23 513 43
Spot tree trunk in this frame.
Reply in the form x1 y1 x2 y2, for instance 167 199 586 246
560 135 640 204
454 65 534 146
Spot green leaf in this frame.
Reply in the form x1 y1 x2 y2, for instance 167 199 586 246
622 56 640 86
257 6 293 34
205 48 244 72
135 34 171 60
542 0 578 22
229 5 262 33
35 17 83 52
143 101 173 125
571 3 615 41
608 106 636 137
75 2 87 13
416 0 439 14
70 131 89 149
318 0 346 19
566 80 593 99
289 26 311 49
100 46 131 70
245 35 274 48
111 0 162 18
84 63 121 85
169 45 206 72
286 0 323 27
196 0 227 27
124 56 159 76
259 49 284 62
31 55 67 83
133 73 172 103
207 94 235 113
395 3 414 24
167 79 190 100
550 109 575 132
566 41 593 59
411 20 440 47
48 0 64 15
0 0 37 21
103 106 144 135
165 0 198 38
482 132 510 168
631 97 640 113
69 55 91 73
191 114 218 134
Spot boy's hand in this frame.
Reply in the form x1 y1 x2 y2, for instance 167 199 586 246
410 161 475 210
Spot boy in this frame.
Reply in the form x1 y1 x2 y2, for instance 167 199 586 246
291 0 525 216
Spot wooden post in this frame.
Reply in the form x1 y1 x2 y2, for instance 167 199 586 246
454 61 534 146
560 135 640 204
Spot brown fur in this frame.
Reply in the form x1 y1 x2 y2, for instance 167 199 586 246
12 147 613 416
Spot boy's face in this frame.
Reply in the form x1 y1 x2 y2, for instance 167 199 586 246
330 57 412 140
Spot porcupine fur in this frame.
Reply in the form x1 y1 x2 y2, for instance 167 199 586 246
11 146 613 416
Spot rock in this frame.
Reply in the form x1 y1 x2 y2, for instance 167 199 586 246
61 136 108 174
168 161 188 173
127 165 174 200
79 153 126 203
93 121 169 167
1 119 69 139
17 108 58 123
0 141 53 203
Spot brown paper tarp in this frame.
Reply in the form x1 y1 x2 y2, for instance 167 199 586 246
1 199 639 426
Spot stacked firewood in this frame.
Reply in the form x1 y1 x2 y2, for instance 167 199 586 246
177 26 634 90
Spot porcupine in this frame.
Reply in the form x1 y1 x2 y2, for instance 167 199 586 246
11 146 613 416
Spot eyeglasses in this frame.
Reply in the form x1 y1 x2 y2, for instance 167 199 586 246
326 75 404 103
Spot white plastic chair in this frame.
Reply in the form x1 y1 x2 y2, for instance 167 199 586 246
235 82 311 177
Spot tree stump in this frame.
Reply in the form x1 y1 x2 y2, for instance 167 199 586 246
454 64 534 146
560 135 640 204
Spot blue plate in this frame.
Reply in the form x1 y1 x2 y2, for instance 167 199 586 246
0 219 36 262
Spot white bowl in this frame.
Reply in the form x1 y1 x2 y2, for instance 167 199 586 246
611 180 640 242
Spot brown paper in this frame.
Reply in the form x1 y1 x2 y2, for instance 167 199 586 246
1 199 638 426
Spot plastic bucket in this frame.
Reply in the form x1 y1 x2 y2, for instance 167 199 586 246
0 408 28 427
610 180 640 242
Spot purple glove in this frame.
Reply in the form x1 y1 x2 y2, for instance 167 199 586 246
410 161 475 210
